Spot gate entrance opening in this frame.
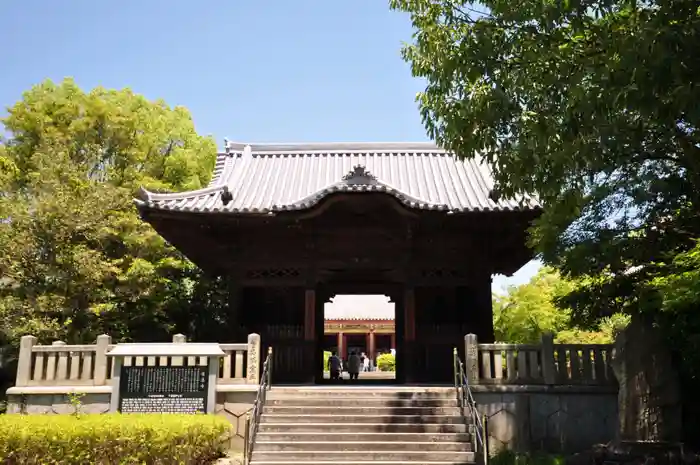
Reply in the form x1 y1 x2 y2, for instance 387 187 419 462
321 295 396 383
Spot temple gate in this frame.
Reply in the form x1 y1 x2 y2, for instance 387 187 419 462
136 142 540 384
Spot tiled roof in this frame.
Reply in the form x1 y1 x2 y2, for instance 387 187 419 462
135 142 539 214
324 295 395 321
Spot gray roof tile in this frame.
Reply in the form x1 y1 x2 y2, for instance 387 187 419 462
136 142 539 214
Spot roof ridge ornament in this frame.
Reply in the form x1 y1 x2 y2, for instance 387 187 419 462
221 185 233 205
342 165 377 185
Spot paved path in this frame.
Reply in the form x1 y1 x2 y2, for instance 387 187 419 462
322 370 395 380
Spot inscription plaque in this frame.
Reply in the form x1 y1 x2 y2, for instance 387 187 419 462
118 366 208 414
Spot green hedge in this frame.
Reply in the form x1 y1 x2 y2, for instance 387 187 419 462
0 413 232 464
377 353 395 372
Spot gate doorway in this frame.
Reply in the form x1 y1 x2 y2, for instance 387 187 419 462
321 295 396 383
314 283 404 385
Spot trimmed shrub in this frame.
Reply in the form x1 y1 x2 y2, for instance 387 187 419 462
377 353 395 372
0 413 232 464
323 350 331 370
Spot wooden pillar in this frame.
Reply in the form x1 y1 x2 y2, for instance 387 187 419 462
368 330 376 360
390 333 396 350
304 289 316 383
404 287 416 382
404 287 416 341
477 276 495 343
337 332 345 360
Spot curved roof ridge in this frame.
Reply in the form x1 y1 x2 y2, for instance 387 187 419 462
272 165 450 212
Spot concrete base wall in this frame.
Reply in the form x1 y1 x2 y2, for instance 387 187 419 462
6 392 112 415
215 391 256 450
473 386 618 454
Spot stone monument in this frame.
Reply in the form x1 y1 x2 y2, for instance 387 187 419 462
610 315 683 442
107 343 224 414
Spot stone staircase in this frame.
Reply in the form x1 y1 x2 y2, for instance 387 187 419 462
250 386 476 464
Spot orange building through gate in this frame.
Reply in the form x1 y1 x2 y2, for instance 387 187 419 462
322 295 395 364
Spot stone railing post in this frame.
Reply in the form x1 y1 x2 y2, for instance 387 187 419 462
247 333 261 384
15 335 36 387
53 341 67 380
172 333 186 366
464 333 480 385
94 334 111 385
541 332 557 384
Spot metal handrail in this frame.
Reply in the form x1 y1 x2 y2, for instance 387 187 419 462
453 348 489 465
244 347 273 465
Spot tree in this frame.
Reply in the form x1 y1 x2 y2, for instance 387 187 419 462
391 0 700 442
390 0 700 317
0 78 219 347
493 267 628 344
493 268 571 343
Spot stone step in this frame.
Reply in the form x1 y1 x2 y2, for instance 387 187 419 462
258 422 473 434
267 388 456 399
252 462 469 465
255 432 473 443
266 397 460 407
261 414 466 424
254 440 473 452
251 450 475 462
254 388 474 463
263 406 462 415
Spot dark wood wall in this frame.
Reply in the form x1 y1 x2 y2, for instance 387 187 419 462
142 193 535 384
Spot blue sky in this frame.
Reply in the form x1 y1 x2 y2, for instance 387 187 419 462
2 0 540 292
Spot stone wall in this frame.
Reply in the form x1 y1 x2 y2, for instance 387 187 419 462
474 385 618 454
5 390 111 415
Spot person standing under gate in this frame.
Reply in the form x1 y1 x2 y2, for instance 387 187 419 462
362 353 370 372
328 351 342 381
347 351 361 381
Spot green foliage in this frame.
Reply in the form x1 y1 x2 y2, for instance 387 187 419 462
392 0 700 443
323 350 331 370
493 268 572 343
3 78 215 192
555 313 630 344
390 0 700 319
493 268 629 344
66 392 85 416
376 353 396 372
0 413 231 464
0 78 223 348
650 242 700 377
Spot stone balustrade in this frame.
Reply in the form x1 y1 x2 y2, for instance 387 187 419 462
464 332 616 386
12 333 261 389
5 332 619 453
